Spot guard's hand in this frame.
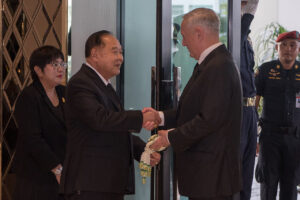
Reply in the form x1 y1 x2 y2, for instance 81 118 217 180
242 0 259 15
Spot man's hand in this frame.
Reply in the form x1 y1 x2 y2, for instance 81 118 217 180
142 107 161 130
51 164 63 184
242 0 259 15
150 152 161 166
149 130 170 151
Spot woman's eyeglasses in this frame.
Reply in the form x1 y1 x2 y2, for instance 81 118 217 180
51 62 68 70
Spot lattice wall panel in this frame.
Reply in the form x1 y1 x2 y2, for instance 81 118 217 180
0 0 67 199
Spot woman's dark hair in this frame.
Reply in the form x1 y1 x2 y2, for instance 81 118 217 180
29 45 64 81
85 30 112 58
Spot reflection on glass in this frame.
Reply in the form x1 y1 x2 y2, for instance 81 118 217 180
172 0 228 94
67 0 72 80
171 1 228 199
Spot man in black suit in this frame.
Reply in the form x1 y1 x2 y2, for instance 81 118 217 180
147 8 242 200
60 31 161 200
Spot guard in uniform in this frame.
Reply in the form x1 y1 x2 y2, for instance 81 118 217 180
240 0 259 199
255 31 300 200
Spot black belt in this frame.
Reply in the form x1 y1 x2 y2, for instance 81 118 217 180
262 124 297 135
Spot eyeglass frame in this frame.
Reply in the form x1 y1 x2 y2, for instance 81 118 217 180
50 61 68 70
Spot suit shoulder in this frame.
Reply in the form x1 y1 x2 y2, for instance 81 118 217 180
19 84 38 100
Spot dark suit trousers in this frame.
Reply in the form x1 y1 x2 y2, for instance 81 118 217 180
190 196 232 200
240 106 257 200
65 191 124 200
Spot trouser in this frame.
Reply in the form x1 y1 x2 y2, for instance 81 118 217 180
259 127 300 200
65 191 124 200
240 106 257 200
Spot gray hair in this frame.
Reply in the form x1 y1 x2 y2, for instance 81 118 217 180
183 8 220 34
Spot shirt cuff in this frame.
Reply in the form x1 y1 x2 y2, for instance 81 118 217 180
158 111 165 126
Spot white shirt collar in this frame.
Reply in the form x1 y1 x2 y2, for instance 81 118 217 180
198 42 223 65
85 62 111 86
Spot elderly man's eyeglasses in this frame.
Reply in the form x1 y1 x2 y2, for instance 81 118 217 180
50 62 68 70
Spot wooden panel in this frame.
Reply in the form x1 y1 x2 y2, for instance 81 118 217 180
0 0 68 199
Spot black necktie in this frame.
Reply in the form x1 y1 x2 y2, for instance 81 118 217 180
106 84 123 110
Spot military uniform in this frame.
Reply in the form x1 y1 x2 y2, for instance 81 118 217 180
255 60 300 200
239 13 258 200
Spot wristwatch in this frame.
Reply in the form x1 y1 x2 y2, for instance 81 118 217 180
53 166 63 175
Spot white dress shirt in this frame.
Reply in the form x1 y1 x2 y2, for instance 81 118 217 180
85 62 111 86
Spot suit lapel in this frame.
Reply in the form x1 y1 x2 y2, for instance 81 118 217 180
106 84 123 111
82 64 123 111
176 45 227 119
179 63 200 102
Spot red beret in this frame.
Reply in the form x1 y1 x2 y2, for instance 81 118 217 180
276 31 300 42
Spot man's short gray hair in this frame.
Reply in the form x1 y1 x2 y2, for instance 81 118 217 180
183 8 220 34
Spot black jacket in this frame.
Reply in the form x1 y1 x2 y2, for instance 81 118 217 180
60 64 145 195
164 45 242 198
14 81 66 200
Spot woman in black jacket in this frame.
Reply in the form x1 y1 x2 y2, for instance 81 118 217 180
14 46 67 200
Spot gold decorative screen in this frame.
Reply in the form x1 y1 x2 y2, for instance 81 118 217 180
0 0 67 199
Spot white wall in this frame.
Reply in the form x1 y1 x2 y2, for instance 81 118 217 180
71 0 117 76
278 0 300 32
251 0 300 40
250 0 279 39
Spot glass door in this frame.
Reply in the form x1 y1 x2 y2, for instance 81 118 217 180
171 0 228 91
121 0 240 200
122 0 156 200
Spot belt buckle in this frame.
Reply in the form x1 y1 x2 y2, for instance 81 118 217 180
244 97 255 107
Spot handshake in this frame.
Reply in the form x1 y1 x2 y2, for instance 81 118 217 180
141 107 171 151
141 107 161 131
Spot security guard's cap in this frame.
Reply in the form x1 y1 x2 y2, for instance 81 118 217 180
276 31 300 42
241 0 248 2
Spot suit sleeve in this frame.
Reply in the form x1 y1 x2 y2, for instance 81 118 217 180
168 61 239 152
241 14 254 43
163 109 177 129
132 135 146 161
15 91 60 171
67 79 143 133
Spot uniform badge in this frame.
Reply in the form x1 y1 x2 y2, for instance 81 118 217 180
295 65 299 69
268 67 280 79
62 97 65 103
276 65 280 69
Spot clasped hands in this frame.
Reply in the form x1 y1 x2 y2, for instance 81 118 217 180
142 107 171 152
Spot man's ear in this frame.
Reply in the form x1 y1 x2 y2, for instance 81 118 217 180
34 66 42 77
90 47 99 60
194 26 203 40
275 44 279 52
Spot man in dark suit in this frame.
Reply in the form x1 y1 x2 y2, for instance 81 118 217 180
147 8 242 200
60 31 161 200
